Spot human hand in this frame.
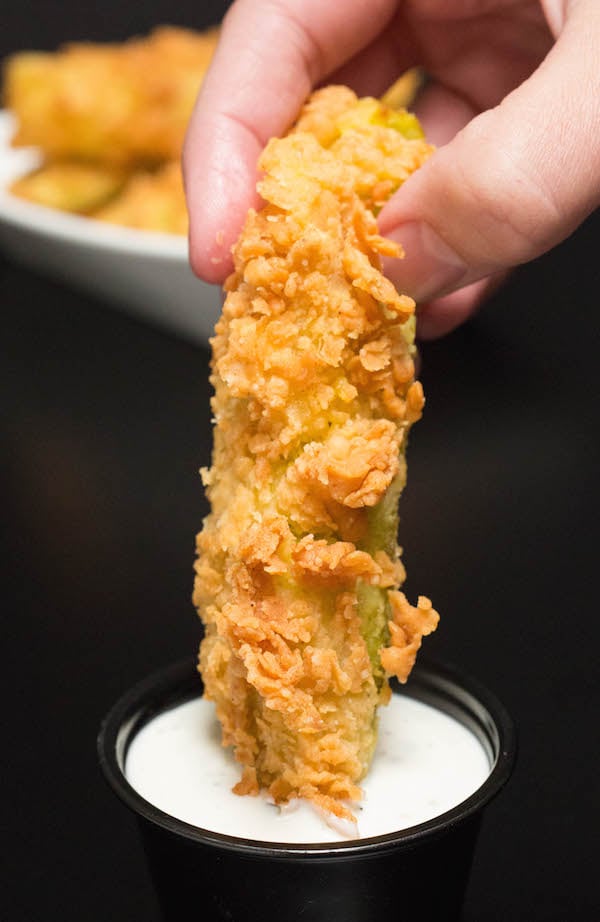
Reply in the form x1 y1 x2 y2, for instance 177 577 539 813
183 0 600 338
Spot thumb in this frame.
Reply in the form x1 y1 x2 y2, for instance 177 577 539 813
378 1 600 311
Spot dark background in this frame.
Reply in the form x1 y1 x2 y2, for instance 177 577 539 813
2 2 599 920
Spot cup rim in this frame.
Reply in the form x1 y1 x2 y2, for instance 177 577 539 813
97 656 516 861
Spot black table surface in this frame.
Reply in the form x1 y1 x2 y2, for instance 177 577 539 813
2 4 599 920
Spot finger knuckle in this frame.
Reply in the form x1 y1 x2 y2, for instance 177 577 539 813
433 111 565 267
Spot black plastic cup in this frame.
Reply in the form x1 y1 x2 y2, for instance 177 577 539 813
98 658 516 922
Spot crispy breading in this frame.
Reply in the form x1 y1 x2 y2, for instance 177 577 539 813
3 26 212 232
9 161 128 214
194 86 439 821
94 161 188 234
9 157 188 234
4 26 218 165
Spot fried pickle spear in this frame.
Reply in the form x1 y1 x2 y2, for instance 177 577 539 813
9 159 188 234
193 86 439 822
10 161 128 214
3 26 218 165
381 68 425 110
94 161 188 234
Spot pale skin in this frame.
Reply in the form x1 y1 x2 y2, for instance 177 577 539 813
183 0 600 338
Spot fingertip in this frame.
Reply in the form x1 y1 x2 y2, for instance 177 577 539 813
188 228 233 285
415 276 501 339
185 149 260 284
416 298 474 340
381 220 468 303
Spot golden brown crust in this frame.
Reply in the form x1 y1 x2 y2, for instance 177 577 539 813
379 594 440 682
4 27 218 164
9 161 127 214
4 26 217 234
194 87 438 820
94 161 188 233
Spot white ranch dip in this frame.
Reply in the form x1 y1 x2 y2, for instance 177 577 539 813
126 693 490 843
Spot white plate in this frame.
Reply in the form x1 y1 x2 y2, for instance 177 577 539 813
0 111 221 344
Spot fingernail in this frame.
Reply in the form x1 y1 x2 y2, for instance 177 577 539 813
382 221 468 302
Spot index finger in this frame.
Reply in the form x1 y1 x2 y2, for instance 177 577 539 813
183 0 398 283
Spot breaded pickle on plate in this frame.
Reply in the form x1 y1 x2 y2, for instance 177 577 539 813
9 161 128 214
194 86 439 822
3 26 218 165
94 161 188 234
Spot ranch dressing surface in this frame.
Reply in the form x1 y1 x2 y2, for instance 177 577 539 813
126 694 490 843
